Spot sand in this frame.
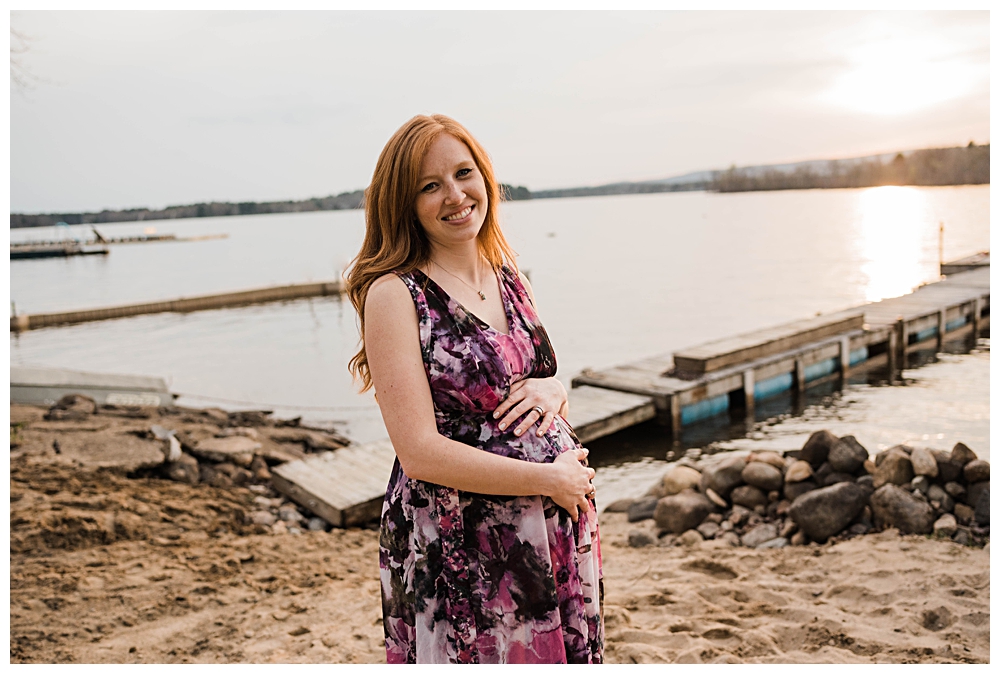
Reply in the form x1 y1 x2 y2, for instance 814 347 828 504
8 406 990 664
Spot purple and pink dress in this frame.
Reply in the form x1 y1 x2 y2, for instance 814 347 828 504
378 265 604 664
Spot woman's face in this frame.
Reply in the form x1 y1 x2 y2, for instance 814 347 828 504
414 133 488 250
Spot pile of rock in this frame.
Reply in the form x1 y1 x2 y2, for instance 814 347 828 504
613 429 989 549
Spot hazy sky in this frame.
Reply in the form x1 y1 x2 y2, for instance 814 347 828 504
9 10 990 213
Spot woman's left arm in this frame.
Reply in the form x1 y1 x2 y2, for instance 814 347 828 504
493 270 569 437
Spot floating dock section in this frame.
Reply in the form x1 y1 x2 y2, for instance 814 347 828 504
10 366 175 407
572 262 989 439
10 280 344 331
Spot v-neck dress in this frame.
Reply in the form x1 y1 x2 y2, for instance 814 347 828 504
378 265 604 664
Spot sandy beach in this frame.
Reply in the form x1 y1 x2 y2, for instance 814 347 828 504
9 404 990 664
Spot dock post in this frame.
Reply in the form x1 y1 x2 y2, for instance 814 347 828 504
895 318 907 368
886 329 898 383
742 370 755 419
937 308 947 351
839 336 851 378
973 297 982 338
794 358 806 392
668 395 682 442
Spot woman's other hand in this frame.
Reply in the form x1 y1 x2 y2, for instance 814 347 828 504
546 448 596 522
493 377 568 437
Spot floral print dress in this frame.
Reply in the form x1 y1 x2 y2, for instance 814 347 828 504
378 265 604 664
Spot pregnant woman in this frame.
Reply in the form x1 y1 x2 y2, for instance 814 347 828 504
346 114 603 664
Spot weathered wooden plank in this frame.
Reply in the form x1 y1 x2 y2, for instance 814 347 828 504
272 439 396 527
566 386 656 444
672 312 864 374
941 252 989 275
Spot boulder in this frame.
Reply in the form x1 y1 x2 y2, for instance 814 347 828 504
944 482 966 500
963 460 990 483
791 530 808 545
813 462 833 485
728 505 751 526
780 520 798 538
162 452 200 485
627 496 658 522
704 488 727 508
953 502 975 525
757 537 788 549
828 435 869 474
251 510 277 527
654 490 712 534
730 485 768 509
823 472 855 487
788 482 868 542
307 517 327 532
662 465 703 496
742 462 783 491
696 521 720 539
950 442 977 465
628 530 656 548
44 393 97 421
927 484 954 513
871 485 935 534
678 529 704 547
937 458 964 484
785 461 813 483
856 475 874 493
191 436 260 467
748 451 786 470
700 455 747 498
965 480 989 508
801 430 838 467
932 514 958 538
784 480 817 502
603 498 634 513
909 448 938 478
973 487 989 525
741 523 779 548
872 449 913 489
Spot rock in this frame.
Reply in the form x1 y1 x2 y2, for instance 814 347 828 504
191 436 260 467
627 496 659 522
741 523 778 548
862 460 876 475
813 462 833 485
848 522 870 536
801 430 838 466
719 520 733 532
251 511 277 527
200 465 232 488
163 452 200 485
704 488 727 508
933 514 958 538
944 482 966 499
217 426 260 440
44 393 97 421
784 480 817 502
678 529 704 547
307 517 327 532
697 521 720 539
628 530 656 548
775 499 792 517
870 485 935 535
653 490 712 534
700 455 747 498
757 537 788 549
742 462 783 491
657 533 677 547
749 451 786 470
662 466 702 496
789 482 868 542
730 485 768 509
950 442 977 465
973 487 989 525
856 475 874 493
965 480 989 508
872 449 914 489
780 520 798 538
823 472 855 487
828 435 868 474
785 461 813 483
790 530 808 545
911 475 930 495
250 455 271 481
705 512 723 524
909 448 938 478
644 482 666 499
768 490 780 503
271 520 288 535
719 531 740 547
952 529 971 546
927 484 954 513
963 460 990 483
728 505 751 526
278 505 305 523
953 502 975 525
921 606 955 632
603 498 633 513
937 459 964 484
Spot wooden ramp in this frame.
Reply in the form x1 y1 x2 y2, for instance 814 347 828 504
271 439 397 527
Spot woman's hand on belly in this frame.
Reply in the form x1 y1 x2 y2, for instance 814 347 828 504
493 377 568 437
545 448 596 522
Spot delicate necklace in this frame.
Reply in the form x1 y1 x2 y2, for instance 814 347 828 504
432 258 489 301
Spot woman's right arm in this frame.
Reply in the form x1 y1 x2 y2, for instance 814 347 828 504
365 274 595 519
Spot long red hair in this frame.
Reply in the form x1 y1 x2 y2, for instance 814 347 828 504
346 114 518 392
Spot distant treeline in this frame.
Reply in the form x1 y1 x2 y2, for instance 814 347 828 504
712 144 989 193
529 181 709 199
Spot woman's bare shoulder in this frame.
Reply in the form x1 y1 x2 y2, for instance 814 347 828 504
365 273 411 313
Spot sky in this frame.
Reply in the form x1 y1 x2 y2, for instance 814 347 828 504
9 10 991 214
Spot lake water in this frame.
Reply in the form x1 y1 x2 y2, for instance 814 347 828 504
10 185 990 493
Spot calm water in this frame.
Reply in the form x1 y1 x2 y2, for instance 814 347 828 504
10 186 990 473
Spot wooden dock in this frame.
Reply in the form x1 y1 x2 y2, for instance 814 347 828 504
573 263 989 440
10 280 344 331
940 251 989 275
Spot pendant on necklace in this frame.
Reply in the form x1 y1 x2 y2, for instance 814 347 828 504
478 291 487 301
